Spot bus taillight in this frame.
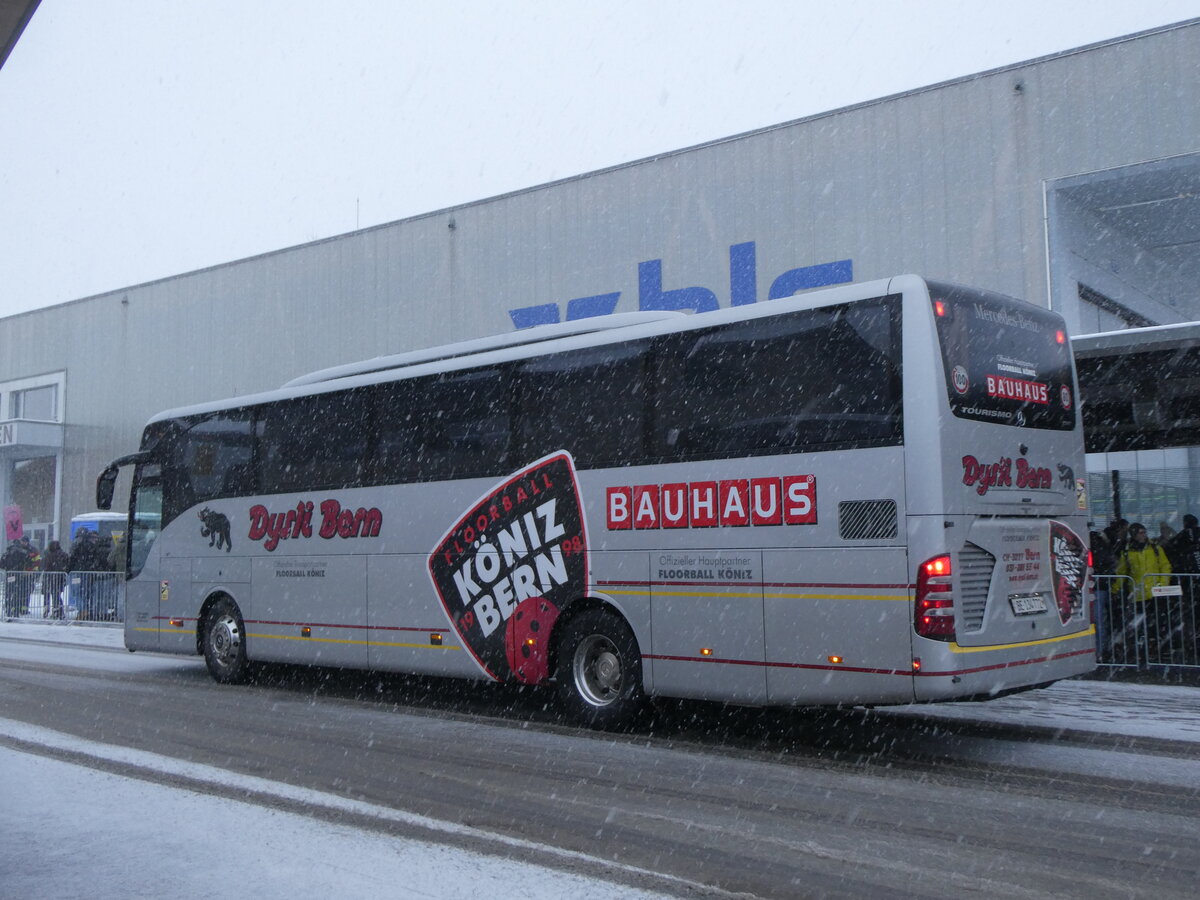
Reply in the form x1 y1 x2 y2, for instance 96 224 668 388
924 556 950 577
916 554 956 641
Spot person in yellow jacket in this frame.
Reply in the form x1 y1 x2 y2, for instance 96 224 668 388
1114 522 1173 662
1115 523 1173 599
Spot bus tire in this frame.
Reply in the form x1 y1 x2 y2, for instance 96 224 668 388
202 597 250 684
555 609 643 729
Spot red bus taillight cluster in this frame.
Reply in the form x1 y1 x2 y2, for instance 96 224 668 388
915 554 956 641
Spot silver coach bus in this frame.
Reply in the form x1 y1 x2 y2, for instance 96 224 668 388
97 275 1095 727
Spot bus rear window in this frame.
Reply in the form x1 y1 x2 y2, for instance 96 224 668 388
930 282 1076 431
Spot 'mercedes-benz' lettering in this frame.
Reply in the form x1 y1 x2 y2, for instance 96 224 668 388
972 303 1042 333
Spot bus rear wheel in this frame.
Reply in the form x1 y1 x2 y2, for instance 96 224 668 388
202 597 250 684
555 609 643 729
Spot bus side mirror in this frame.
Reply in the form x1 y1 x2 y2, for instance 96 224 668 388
95 451 154 510
96 466 119 510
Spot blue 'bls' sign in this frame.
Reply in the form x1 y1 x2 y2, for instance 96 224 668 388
508 241 852 329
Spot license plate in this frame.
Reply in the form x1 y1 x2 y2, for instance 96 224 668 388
1009 594 1047 616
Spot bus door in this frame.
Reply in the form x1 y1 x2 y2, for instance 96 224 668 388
124 462 165 650
650 549 767 703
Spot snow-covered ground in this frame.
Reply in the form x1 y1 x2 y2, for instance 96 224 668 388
0 738 671 900
0 622 681 899
2 620 1197 899
889 676 1200 742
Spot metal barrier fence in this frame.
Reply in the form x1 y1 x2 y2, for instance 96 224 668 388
1094 573 1200 670
1 570 124 623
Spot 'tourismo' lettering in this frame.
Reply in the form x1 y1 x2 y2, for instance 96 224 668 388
607 476 816 529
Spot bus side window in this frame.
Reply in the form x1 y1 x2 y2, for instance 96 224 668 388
659 298 903 461
261 392 369 493
374 368 510 483
177 410 258 502
514 343 649 469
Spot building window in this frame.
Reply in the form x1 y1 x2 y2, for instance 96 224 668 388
10 384 58 422
1078 284 1155 330
12 456 56 523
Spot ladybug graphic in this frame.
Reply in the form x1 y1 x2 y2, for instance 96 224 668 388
505 597 560 684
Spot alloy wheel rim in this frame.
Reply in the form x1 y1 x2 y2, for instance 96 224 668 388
573 633 623 707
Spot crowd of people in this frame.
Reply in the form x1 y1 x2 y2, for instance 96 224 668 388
1091 515 1200 666
1 530 122 620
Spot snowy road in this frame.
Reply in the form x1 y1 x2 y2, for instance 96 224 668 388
0 734 671 900
1 623 1198 898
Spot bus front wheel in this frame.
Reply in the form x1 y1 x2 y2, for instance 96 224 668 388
202 597 250 684
555 609 643 729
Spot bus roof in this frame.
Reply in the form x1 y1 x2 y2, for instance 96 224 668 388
280 311 689 388
1072 321 1200 357
71 511 127 523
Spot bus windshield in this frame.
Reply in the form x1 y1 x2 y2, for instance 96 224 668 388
930 282 1076 431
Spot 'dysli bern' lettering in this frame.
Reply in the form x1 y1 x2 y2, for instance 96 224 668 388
961 455 1052 495
247 499 382 551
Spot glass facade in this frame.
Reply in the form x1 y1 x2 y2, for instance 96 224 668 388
1086 448 1200 532
11 456 56 524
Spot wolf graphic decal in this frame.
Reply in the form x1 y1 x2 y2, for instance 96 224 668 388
198 508 232 552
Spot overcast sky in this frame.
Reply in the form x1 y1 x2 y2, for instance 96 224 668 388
0 1 1197 320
